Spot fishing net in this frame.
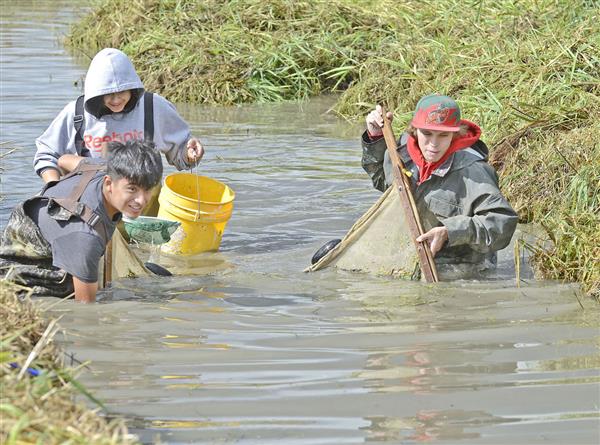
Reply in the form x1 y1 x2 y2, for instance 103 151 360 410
123 216 180 245
306 186 419 278
103 229 151 281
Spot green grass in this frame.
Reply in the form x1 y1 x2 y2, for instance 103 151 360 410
67 0 397 104
67 0 600 296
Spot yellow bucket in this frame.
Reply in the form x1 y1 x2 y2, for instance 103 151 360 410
157 173 235 255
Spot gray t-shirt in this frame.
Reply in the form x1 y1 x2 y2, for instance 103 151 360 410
29 171 120 283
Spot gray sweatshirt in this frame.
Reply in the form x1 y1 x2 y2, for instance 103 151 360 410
34 48 194 175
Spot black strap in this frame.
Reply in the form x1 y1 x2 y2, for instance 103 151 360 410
144 91 154 142
73 95 90 156
74 92 153 156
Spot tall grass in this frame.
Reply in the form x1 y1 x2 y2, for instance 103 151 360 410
67 0 600 296
509 123 600 297
0 283 138 443
67 0 396 104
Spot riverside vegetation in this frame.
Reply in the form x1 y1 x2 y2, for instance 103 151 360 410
2 2 596 441
67 0 599 297
0 282 139 444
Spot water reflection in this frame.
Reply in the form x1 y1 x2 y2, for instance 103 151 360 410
46 267 600 445
362 410 491 442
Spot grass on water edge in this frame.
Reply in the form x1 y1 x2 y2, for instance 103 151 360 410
0 281 139 444
1 142 21 203
66 0 599 297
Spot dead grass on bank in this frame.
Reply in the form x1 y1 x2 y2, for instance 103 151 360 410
66 0 600 296
0 281 138 444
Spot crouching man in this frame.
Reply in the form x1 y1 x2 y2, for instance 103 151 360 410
0 140 162 303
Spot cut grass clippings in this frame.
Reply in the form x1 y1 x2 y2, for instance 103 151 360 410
0 281 139 444
66 0 600 296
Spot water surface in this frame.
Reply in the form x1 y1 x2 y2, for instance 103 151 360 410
1 2 599 444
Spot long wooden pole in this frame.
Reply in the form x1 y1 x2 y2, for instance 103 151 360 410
381 107 439 282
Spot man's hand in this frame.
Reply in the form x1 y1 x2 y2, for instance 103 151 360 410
365 104 393 139
416 226 448 256
186 138 205 164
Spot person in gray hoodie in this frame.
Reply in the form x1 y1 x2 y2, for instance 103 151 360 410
34 48 204 183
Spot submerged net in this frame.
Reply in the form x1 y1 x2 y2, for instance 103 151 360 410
123 216 180 245
307 186 419 278
102 229 151 282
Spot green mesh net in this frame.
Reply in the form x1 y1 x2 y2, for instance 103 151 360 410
123 216 180 245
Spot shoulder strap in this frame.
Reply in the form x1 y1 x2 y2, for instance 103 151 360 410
49 162 109 243
73 95 89 156
144 91 154 142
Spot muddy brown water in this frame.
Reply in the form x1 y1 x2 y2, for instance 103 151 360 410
1 2 599 444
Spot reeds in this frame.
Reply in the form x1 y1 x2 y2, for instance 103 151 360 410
67 0 600 295
510 123 600 298
0 142 19 202
0 281 138 444
67 0 396 104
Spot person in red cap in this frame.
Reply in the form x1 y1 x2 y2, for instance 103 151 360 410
361 94 518 278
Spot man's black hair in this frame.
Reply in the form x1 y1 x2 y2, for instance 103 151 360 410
106 140 162 190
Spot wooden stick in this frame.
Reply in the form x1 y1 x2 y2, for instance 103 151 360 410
381 107 439 282
103 239 113 286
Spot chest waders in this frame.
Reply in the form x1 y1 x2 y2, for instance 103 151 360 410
0 162 108 297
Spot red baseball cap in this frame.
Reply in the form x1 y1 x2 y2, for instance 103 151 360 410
411 94 462 132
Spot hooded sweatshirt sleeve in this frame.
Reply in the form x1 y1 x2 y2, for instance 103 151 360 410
151 94 194 171
361 131 411 192
34 101 78 175
440 161 518 253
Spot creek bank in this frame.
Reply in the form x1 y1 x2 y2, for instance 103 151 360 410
0 282 139 444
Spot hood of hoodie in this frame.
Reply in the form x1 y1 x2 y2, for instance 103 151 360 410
84 48 144 118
